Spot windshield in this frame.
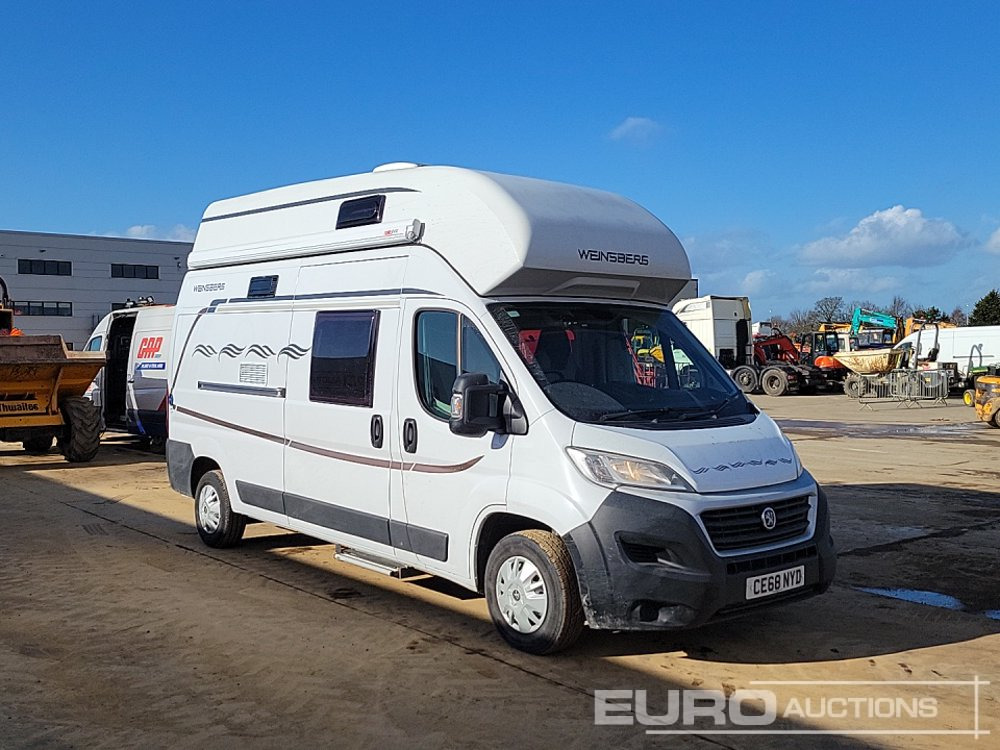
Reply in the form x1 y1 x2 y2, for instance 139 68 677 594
488 301 754 428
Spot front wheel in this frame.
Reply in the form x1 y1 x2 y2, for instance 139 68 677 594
195 470 247 548
963 389 975 407
59 396 102 462
485 530 584 655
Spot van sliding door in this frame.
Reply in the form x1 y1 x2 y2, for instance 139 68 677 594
282 257 404 558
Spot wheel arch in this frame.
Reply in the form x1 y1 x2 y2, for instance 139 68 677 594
473 512 552 593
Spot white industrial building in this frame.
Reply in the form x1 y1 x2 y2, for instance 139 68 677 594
0 229 193 349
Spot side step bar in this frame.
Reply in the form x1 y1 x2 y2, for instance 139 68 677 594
334 546 420 579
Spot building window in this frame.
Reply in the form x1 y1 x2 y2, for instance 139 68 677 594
18 258 72 276
309 311 379 406
111 263 159 280
13 301 73 317
111 303 128 311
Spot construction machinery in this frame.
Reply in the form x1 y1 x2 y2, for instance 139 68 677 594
0 276 105 461
973 372 1000 427
671 295 825 396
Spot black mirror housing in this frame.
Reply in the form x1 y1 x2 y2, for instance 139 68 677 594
450 373 507 437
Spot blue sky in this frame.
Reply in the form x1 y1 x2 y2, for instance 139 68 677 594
1 2 997 318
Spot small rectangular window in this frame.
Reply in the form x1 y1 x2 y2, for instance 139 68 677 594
247 275 279 299
147 265 159 279
336 194 386 230
17 259 29 274
12 301 73 317
111 264 123 278
135 265 147 279
32 259 44 274
309 310 379 406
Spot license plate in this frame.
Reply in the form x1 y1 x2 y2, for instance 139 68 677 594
745 565 805 600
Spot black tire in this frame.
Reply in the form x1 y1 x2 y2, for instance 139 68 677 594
731 365 759 394
485 530 584 655
58 397 102 463
991 410 1000 429
963 389 975 407
843 374 862 399
194 470 246 548
22 435 54 454
760 368 789 397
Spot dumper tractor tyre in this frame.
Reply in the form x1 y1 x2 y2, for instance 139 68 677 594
485 530 584 655
963 389 976 407
194 470 247 548
843 374 862 399
22 435 54 454
58 397 102 463
731 365 759 394
760 368 789 397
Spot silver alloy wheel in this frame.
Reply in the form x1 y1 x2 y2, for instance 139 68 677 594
495 554 549 633
198 484 222 533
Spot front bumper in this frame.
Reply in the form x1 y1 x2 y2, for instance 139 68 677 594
562 485 836 630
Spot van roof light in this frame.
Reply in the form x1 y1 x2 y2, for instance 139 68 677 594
372 162 422 172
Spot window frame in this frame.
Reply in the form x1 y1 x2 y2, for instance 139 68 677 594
18 258 72 276
308 309 380 407
412 308 505 422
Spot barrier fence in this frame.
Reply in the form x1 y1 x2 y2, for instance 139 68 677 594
857 369 951 408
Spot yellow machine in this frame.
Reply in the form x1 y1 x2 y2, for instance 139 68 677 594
973 375 1000 428
0 277 106 460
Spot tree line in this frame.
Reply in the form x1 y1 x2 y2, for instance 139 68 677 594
773 289 1000 335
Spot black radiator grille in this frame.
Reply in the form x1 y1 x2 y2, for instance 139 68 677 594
701 495 811 551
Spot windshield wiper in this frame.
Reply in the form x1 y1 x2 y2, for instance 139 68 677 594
598 408 679 423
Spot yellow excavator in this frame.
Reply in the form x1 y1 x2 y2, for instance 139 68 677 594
0 276 106 461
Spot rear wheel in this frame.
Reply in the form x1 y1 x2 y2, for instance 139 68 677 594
58 397 102 463
195 470 246 548
963 389 975 407
731 365 759 394
485 530 584 655
22 435 54 454
760 368 789 397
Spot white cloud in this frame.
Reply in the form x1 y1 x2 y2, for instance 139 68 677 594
741 269 774 295
608 116 662 143
801 206 967 267
985 227 1000 254
124 224 196 242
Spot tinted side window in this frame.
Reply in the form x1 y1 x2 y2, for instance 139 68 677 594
461 318 501 383
415 311 458 419
310 311 379 406
86 336 103 352
415 312 502 420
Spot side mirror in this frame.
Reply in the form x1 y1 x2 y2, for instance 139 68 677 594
450 373 520 437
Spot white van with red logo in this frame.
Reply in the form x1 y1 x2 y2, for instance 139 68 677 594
85 304 173 448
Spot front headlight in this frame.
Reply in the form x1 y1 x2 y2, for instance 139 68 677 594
567 448 693 491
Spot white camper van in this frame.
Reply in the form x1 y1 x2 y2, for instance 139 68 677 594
167 164 835 654
85 304 172 447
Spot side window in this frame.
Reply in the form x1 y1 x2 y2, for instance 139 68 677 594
310 310 379 406
85 336 103 352
415 311 458 419
461 318 502 383
415 311 502 420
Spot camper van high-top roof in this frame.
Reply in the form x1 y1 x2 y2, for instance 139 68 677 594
188 164 691 303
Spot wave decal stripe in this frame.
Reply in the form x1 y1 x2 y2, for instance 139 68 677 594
278 344 311 360
175 406 480 473
692 456 796 474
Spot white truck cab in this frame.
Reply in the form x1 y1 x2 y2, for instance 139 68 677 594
166 164 835 654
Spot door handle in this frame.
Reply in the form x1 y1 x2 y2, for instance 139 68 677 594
370 414 384 449
403 418 418 453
